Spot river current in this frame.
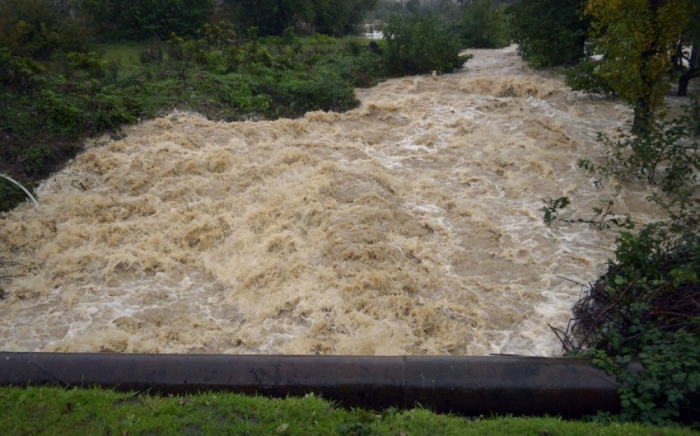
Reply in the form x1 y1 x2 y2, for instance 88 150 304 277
0 46 665 355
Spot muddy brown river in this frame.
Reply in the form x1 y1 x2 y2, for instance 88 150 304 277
0 46 665 355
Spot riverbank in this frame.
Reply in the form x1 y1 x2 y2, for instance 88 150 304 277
2 386 697 435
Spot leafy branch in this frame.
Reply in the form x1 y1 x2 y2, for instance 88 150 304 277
541 197 634 230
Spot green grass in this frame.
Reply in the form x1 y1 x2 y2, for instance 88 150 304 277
0 386 698 435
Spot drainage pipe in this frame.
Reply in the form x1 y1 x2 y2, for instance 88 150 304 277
0 353 620 418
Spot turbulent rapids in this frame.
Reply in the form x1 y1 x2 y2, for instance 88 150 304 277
0 46 666 355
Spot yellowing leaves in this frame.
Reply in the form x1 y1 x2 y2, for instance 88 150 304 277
584 0 693 125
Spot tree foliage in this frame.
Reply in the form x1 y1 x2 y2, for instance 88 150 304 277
507 0 588 68
579 99 700 193
0 0 91 59
382 13 471 76
226 0 377 37
559 216 700 425
460 0 510 49
75 0 215 40
312 0 378 36
584 0 692 131
674 0 700 96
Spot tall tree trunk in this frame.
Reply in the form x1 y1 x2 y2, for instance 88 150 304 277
632 0 661 134
632 99 653 135
678 45 699 97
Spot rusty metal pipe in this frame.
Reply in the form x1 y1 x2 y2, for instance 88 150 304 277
0 353 620 418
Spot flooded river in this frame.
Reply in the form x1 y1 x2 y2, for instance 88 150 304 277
0 46 664 355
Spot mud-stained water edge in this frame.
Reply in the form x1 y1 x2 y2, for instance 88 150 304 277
0 47 666 355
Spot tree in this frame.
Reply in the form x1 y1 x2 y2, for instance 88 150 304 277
227 0 310 36
674 0 700 96
311 0 378 36
76 0 215 40
405 0 422 14
0 0 91 59
460 0 510 48
507 0 588 68
383 12 471 76
227 0 377 37
585 0 692 132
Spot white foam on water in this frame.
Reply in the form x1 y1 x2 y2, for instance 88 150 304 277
0 46 666 356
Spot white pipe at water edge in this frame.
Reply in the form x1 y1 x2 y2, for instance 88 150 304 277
1 174 38 208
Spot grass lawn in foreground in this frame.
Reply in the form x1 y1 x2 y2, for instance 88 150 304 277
0 386 698 435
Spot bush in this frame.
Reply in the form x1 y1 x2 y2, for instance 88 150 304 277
460 0 510 49
0 43 144 212
0 0 91 59
507 0 588 68
560 220 700 425
318 44 384 88
579 112 700 194
0 48 46 92
383 13 471 76
76 0 215 40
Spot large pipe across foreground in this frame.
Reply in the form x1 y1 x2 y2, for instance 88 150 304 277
0 353 620 418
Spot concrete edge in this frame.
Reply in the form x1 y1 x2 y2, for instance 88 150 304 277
0 353 620 418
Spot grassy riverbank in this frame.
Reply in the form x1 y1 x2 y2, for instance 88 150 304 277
0 33 385 212
1 386 698 435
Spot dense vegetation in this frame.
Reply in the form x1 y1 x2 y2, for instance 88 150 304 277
382 13 471 76
365 0 511 50
1 0 483 213
459 0 510 49
74 0 379 40
507 0 588 68
75 0 215 40
227 0 379 37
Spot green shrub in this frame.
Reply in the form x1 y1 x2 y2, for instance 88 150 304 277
67 51 107 79
460 0 510 49
565 58 616 97
319 47 384 88
507 0 588 68
0 0 91 60
40 88 85 136
76 0 214 40
20 144 52 177
579 114 700 194
566 221 700 425
383 13 471 76
259 67 359 118
0 48 46 92
88 89 141 132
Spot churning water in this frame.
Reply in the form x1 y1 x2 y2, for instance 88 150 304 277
0 46 665 355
